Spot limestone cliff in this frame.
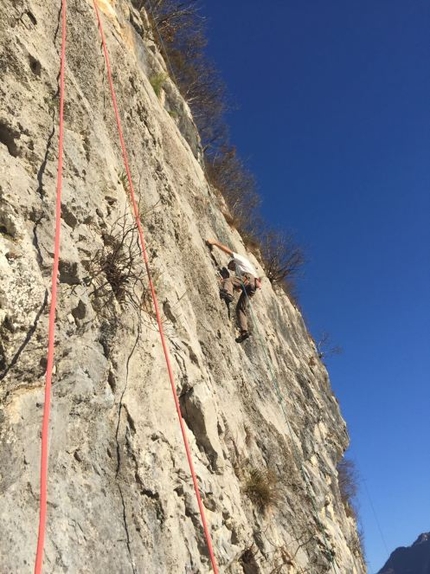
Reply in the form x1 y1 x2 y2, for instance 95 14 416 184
0 1 365 572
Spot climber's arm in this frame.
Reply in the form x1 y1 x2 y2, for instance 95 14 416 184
206 239 233 256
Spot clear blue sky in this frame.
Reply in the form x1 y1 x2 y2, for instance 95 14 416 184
200 1 430 571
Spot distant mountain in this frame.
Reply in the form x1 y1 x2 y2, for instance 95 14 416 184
378 533 430 574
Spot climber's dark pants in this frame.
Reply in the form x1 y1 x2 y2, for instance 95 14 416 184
222 274 256 333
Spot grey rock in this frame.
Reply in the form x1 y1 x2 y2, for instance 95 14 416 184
0 1 365 573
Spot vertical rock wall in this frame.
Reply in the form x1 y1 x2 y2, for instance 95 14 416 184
0 1 366 572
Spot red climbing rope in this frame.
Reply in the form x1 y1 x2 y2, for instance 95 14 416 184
34 1 67 573
92 2 219 572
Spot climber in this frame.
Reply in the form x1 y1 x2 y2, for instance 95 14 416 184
206 238 260 343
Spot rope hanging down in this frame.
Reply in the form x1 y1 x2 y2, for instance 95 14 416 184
34 0 67 572
91 2 219 573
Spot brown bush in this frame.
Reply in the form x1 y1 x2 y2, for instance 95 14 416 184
141 0 226 149
259 229 306 285
86 216 149 315
316 331 342 360
205 145 260 224
337 457 359 519
142 0 306 300
244 467 279 513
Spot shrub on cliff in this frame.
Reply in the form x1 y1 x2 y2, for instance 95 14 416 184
337 457 359 519
243 467 279 513
141 0 306 299
259 228 306 286
205 145 260 226
140 0 226 148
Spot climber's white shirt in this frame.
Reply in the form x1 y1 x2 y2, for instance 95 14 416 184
232 252 258 277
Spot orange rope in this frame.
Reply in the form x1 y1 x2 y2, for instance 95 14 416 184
92 2 219 572
34 0 67 572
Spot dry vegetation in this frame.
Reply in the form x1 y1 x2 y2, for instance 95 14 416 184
243 467 279 513
85 215 153 317
138 0 305 298
337 457 359 520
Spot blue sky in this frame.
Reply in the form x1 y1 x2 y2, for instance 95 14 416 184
200 1 430 571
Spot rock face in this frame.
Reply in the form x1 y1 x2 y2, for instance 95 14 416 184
378 533 430 574
0 1 365 572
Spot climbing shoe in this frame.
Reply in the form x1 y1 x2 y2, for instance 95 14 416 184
220 289 233 303
235 331 250 344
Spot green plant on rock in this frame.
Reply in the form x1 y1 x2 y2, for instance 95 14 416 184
149 72 167 97
43 93 57 114
117 169 130 195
